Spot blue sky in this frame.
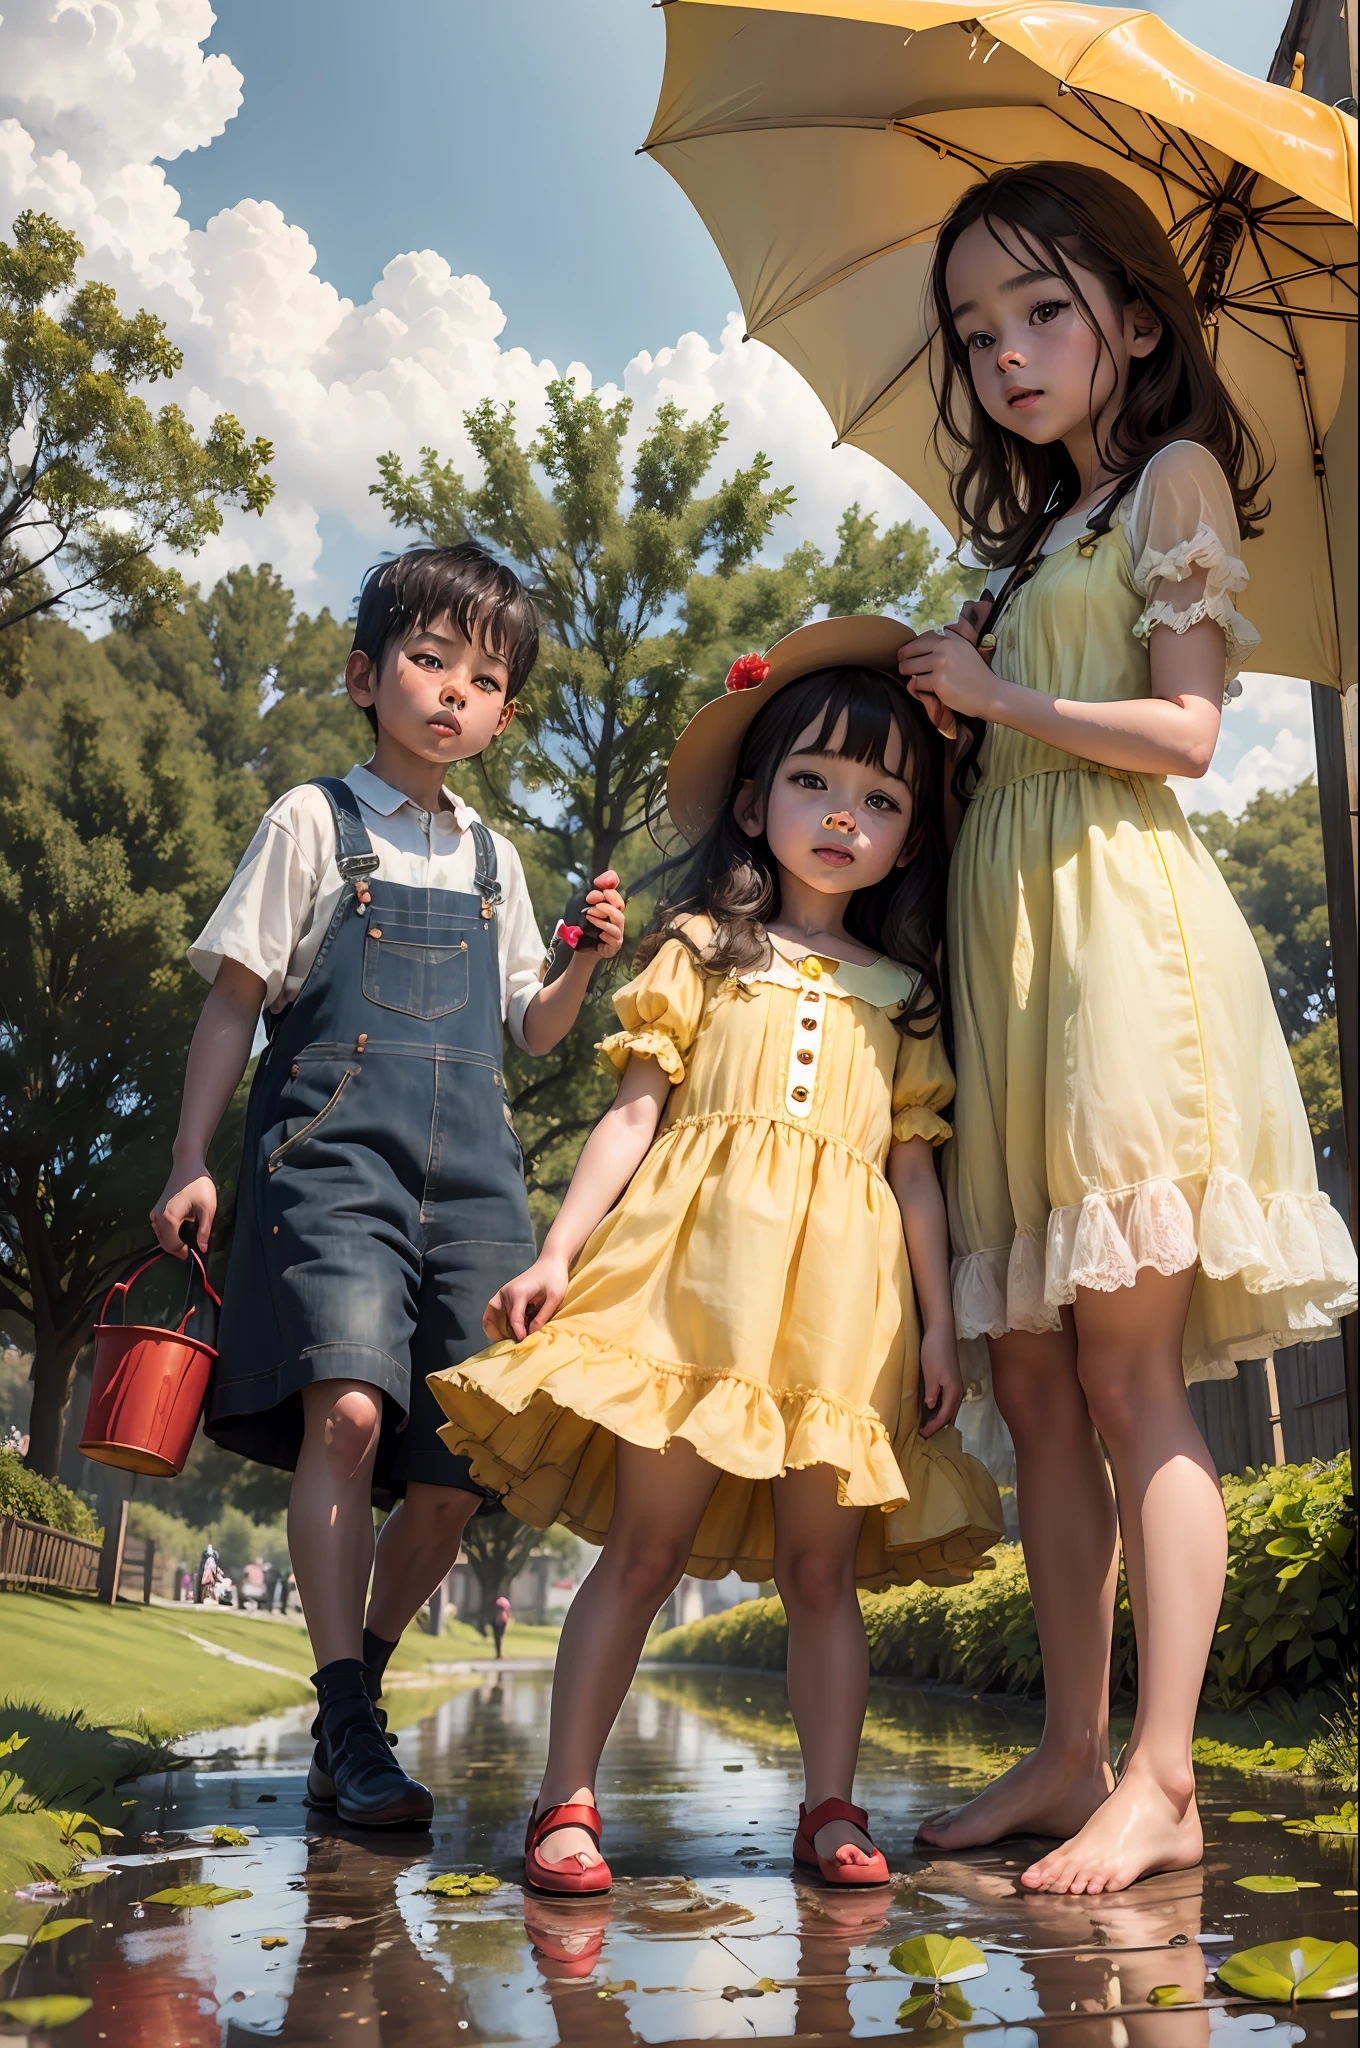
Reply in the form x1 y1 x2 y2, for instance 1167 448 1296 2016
167 1 1290 385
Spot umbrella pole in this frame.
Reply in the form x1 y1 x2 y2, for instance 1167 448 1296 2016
1311 681 1358 1474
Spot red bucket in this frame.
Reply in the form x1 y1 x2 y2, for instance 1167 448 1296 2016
81 1246 220 1477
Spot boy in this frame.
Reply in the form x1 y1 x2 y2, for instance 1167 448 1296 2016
151 543 624 1827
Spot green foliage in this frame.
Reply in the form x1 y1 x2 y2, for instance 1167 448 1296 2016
1206 1458 1354 1708
0 1449 97 1539
1303 1679 1357 1787
0 210 273 691
373 382 971 1212
651 1458 1353 1717
1187 778 1339 1132
124 1499 288 1581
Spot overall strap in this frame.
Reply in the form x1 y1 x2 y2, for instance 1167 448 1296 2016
312 776 379 882
471 820 503 923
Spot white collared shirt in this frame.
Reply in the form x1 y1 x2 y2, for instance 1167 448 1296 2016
189 763 547 1051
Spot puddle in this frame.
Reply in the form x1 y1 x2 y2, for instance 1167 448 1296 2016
3 1665 1354 2041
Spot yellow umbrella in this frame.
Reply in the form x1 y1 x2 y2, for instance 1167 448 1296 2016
642 0 1358 692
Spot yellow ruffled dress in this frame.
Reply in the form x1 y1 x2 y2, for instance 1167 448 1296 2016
428 924 1003 1586
948 441 1356 1431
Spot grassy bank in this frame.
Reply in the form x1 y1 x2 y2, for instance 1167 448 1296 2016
1 1592 559 1738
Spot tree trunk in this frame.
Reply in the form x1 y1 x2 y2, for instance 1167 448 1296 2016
24 1327 82 1477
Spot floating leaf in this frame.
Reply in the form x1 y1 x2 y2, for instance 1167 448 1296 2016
0 1997 93 2027
1228 1811 1272 1823
31 1919 92 1946
1234 1875 1321 1892
889 1935 988 1985
596 1979 637 1998
423 1872 500 1897
896 1986 975 2027
1147 1985 1194 2006
146 1883 253 1908
210 1826 251 1847
1282 1804 1357 1838
260 1935 288 1949
1217 1938 1358 2003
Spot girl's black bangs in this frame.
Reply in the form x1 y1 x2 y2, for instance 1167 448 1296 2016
789 672 912 779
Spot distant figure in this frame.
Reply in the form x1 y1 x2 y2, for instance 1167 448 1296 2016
264 1562 280 1612
179 1568 193 1603
492 1593 511 1660
195 1542 219 1604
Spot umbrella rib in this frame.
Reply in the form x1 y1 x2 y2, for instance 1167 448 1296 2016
1243 217 1329 475
744 224 949 335
1225 263 1357 303
832 337 934 447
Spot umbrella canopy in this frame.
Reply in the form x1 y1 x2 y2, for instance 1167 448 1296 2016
643 0 1358 691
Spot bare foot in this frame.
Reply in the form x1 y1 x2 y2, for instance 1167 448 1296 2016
915 1746 1114 1851
1020 1763 1202 1895
531 1799 604 1873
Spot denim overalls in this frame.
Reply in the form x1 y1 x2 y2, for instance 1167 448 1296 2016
207 777 537 1496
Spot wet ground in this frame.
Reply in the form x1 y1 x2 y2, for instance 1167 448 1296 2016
6 1663 1356 2044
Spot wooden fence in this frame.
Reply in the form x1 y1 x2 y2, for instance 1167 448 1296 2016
0 1512 101 1595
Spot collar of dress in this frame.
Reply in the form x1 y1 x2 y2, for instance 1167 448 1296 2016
738 947 916 1016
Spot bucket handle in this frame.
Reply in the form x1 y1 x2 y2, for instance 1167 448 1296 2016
99 1232 222 1337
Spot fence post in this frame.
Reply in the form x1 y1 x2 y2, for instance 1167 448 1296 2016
142 1537 156 1606
96 1500 129 1606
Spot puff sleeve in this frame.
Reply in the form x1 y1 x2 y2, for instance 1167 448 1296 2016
891 1024 955 1146
1124 440 1260 684
597 934 708 1086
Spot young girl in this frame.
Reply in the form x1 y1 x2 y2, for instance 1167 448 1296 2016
898 163 1357 1896
429 619 1002 1893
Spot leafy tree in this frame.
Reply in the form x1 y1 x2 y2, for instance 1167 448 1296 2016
460 1511 577 1631
0 210 274 694
373 381 973 1216
1187 777 1340 1133
0 574 359 1479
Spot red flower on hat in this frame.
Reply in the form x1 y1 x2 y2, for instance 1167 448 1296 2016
725 652 770 692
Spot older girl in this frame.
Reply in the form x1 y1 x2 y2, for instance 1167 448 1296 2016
900 163 1356 1895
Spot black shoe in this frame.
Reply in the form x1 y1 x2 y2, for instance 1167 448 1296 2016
306 1705 397 1808
331 1711 432 1829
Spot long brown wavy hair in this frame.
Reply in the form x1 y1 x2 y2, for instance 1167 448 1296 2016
930 163 1269 571
639 667 946 1036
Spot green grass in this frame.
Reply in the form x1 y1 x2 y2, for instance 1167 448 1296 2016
0 1593 560 1743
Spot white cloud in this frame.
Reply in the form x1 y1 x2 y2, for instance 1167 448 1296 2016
0 0 1312 815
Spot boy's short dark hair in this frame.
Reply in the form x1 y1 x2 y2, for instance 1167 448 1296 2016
350 542 540 735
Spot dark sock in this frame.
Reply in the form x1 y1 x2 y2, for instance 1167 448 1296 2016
311 1659 374 1745
361 1627 399 1702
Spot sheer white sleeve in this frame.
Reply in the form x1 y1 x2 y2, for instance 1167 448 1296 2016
1122 440 1260 692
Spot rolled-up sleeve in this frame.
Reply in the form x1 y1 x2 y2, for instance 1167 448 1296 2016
494 837 548 1052
188 816 319 1010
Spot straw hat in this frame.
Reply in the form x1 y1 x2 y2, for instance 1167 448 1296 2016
666 614 918 843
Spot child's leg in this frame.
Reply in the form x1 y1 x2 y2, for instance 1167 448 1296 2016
366 1483 482 1646
289 1381 384 1666
1022 1265 1221 1894
918 1316 1119 1850
771 1464 872 1863
534 1436 721 1870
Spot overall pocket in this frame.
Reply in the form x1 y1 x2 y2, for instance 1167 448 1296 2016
362 932 470 1018
267 1066 358 1170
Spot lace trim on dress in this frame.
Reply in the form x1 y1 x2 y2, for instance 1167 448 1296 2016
1130 520 1261 686
952 1170 1357 1350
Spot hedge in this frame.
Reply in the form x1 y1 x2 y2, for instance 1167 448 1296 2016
0 1450 99 1543
650 1456 1354 1713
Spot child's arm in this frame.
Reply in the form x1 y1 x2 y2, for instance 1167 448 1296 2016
887 1136 963 1437
150 958 266 1258
484 1053 671 1341
520 870 627 1055
899 608 1224 779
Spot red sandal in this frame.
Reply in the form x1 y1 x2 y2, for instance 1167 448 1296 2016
524 1800 612 1896
792 1797 890 1886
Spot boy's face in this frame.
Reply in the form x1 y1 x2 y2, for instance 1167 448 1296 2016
345 612 516 767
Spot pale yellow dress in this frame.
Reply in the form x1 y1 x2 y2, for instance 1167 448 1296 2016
429 922 1003 1587
948 440 1356 1460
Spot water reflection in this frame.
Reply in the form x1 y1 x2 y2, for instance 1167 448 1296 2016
17 1664 1350 2044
